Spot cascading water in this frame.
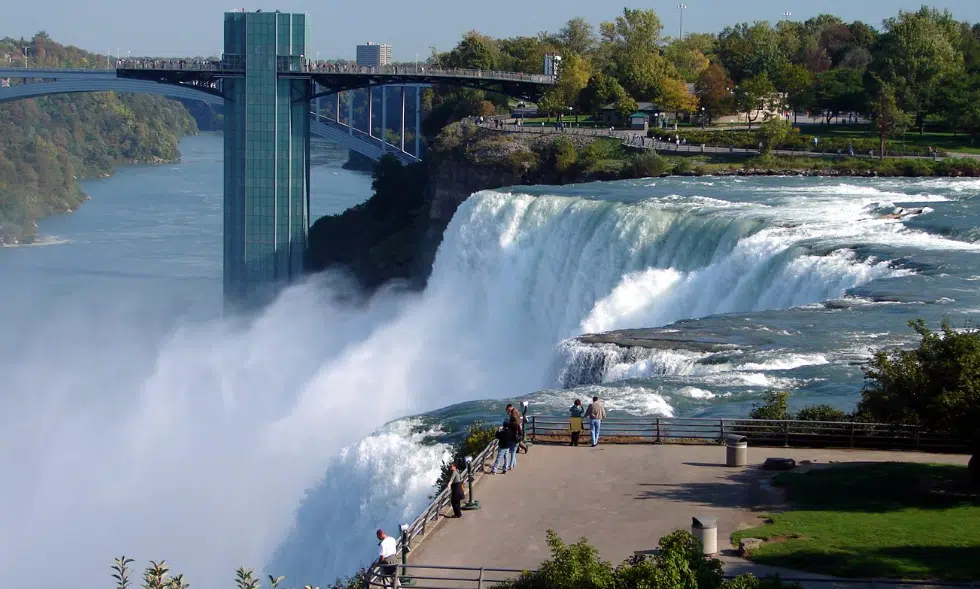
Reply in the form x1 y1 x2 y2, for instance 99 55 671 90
4 177 977 589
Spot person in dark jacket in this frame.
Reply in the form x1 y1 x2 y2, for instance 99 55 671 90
569 399 585 446
489 420 516 474
448 462 464 517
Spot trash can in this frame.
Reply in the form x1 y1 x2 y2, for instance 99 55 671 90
691 516 718 555
726 435 747 467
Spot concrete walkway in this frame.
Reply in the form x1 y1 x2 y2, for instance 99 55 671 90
407 444 968 586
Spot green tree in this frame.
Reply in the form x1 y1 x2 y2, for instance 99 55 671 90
716 22 786 83
868 78 913 158
872 7 964 133
939 73 980 139
775 63 813 125
442 31 502 70
859 319 980 477
599 8 675 97
733 74 779 130
757 118 793 154
663 37 710 82
694 63 732 124
557 17 597 55
811 68 866 124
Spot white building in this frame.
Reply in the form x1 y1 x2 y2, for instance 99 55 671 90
356 42 392 68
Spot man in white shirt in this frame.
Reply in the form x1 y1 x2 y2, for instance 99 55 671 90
376 529 400 588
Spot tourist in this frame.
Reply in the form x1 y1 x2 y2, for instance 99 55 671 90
375 529 400 588
585 395 607 447
507 404 527 455
569 399 585 446
490 420 516 474
448 462 464 518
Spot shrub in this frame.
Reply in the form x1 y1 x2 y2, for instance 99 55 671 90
795 405 851 422
625 151 669 178
549 137 578 179
494 530 800 589
750 391 791 420
672 158 695 175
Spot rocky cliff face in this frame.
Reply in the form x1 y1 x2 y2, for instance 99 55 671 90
308 121 604 293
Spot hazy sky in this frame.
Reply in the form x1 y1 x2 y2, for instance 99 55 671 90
5 0 980 61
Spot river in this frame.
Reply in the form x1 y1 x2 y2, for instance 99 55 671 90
1 132 979 588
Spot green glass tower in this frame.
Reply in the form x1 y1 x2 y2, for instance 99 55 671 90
222 10 311 304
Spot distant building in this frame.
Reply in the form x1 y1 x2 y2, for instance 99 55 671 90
356 42 392 68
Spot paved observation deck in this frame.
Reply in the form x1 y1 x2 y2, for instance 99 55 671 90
408 444 968 576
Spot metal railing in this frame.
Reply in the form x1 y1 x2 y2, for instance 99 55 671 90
527 416 970 452
298 62 553 84
362 438 501 587
362 563 980 589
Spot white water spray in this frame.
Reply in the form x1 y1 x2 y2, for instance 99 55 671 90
0 187 931 588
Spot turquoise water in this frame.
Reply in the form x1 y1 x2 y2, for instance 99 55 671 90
1 132 979 588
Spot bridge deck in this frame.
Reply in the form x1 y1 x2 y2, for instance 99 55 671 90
408 444 968 574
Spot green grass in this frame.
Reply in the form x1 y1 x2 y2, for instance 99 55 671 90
797 125 980 155
732 463 980 580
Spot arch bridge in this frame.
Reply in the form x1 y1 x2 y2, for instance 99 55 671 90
0 11 554 305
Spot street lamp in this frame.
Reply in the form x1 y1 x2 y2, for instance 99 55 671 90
462 456 481 510
678 4 687 39
415 53 419 73
398 523 415 586
782 11 792 18
701 106 706 128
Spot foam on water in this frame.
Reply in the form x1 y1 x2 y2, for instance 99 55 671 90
3 183 974 589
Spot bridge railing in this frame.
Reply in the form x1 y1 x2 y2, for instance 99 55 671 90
527 416 969 452
299 62 554 84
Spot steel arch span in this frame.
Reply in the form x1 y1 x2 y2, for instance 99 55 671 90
0 79 224 104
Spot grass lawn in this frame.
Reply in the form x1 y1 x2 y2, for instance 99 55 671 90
798 125 980 155
732 463 980 580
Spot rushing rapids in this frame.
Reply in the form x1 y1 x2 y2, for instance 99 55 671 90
2 139 979 589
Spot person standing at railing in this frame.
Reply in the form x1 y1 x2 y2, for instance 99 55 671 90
489 418 518 474
585 395 607 447
448 462 465 518
375 529 400 588
569 399 585 446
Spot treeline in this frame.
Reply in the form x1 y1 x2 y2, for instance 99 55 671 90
0 33 197 244
427 6 980 148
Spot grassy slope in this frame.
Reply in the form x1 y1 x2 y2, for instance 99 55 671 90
732 463 980 580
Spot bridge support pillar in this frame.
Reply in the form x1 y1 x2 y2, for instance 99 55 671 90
368 87 373 138
415 86 421 158
348 91 353 136
381 85 387 154
222 10 311 305
400 86 406 153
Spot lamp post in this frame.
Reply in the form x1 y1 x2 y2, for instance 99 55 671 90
398 523 415 586
782 11 792 18
462 456 481 510
678 4 687 39
701 106 706 129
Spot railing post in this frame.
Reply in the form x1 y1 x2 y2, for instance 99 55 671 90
850 421 856 449
655 418 661 444
783 420 790 448
719 419 726 443
531 416 537 442
478 568 485 589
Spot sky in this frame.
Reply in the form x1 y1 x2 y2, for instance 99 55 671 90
5 0 980 61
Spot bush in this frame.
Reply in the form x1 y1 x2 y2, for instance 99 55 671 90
625 151 669 178
548 137 578 179
110 557 366 589
494 530 800 589
672 158 695 175
795 405 850 422
750 391 791 420
648 128 941 157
